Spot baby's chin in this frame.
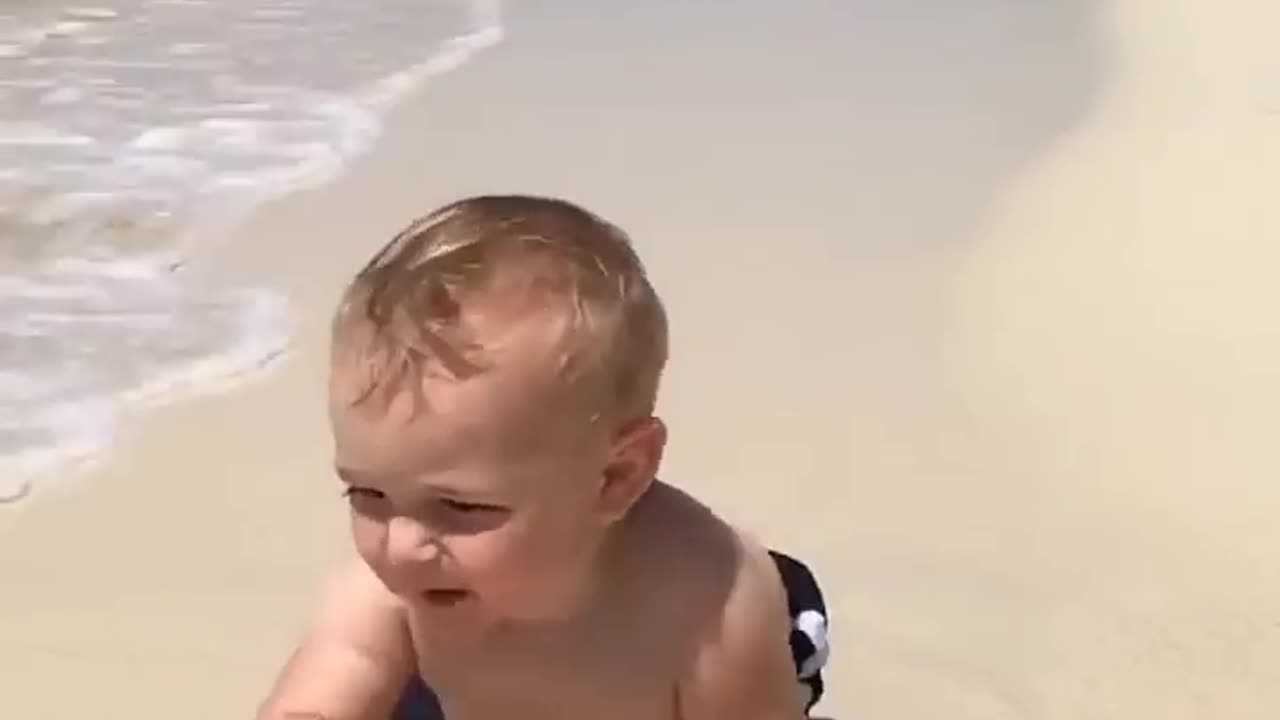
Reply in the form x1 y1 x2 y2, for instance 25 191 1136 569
407 588 489 627
379 575 481 614
409 587 569 633
414 589 575 625
401 571 601 624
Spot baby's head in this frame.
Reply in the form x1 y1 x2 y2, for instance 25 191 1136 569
328 195 668 622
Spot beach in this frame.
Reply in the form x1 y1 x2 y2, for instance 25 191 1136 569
2 0 1279 718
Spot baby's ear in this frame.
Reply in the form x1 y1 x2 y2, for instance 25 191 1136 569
596 416 667 523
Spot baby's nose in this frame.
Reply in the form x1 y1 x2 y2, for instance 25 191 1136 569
384 514 442 569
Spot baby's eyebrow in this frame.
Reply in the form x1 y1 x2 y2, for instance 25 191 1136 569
335 465 493 500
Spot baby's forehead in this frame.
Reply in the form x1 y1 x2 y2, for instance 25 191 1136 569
331 391 591 502
331 354 589 463
332 296 601 408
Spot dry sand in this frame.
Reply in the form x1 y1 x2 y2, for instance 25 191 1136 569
2 0 1279 717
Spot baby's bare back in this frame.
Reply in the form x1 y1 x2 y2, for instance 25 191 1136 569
410 483 750 720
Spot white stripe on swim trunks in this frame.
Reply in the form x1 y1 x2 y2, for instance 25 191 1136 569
794 609 829 679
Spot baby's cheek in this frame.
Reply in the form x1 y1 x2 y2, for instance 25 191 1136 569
458 526 527 577
460 528 549 600
349 515 388 564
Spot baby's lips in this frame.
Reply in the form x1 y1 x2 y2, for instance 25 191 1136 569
421 588 472 606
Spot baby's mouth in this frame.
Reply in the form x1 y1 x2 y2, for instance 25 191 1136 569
422 588 471 607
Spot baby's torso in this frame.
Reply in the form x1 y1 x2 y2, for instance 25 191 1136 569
419 659 677 720
409 604 691 720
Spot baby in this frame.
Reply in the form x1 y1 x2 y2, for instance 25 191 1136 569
256 195 830 720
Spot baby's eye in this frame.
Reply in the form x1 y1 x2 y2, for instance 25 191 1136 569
440 498 505 514
342 486 385 501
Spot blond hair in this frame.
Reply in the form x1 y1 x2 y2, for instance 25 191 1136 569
333 195 668 421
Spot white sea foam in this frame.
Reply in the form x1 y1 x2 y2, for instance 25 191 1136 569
0 0 506 511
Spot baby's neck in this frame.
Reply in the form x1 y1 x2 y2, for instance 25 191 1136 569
518 492 661 632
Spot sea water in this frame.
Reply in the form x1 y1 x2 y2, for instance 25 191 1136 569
0 0 503 505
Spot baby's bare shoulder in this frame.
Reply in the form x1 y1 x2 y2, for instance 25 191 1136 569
678 544 802 719
630 482 772 566
617 485 788 638
621 485 803 719
622 483 741 589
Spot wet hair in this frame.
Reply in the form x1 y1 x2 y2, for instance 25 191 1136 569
332 195 668 422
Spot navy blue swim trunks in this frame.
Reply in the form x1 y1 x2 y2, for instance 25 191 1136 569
394 550 830 718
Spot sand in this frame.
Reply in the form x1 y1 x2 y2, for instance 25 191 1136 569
2 0 1279 717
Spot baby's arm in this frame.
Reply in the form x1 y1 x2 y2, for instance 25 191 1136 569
677 540 809 720
255 559 415 720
